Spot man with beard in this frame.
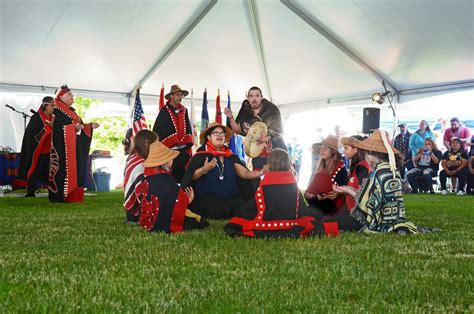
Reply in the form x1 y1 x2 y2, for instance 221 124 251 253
224 86 285 170
443 117 471 150
152 85 193 182
48 85 99 202
16 97 55 197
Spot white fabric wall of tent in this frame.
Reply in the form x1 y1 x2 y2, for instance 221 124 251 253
1 0 473 150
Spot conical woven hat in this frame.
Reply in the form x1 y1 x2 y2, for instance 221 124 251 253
353 129 399 154
143 140 179 167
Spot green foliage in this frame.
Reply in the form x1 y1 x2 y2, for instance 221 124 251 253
0 192 473 312
73 97 128 157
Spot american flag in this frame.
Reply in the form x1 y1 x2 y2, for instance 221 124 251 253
132 89 147 138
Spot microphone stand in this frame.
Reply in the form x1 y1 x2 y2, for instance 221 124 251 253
5 104 31 130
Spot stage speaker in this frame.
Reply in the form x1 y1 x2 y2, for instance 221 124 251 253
362 107 380 134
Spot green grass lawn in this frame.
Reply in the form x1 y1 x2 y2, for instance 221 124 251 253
1 191 473 312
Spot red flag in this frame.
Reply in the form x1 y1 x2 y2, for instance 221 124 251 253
215 89 222 124
159 84 165 110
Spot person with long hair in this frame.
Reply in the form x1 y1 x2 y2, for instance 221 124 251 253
409 120 436 158
440 137 469 195
336 129 423 234
225 148 323 238
123 129 158 223
406 138 443 194
322 135 371 231
181 122 261 219
137 140 208 233
304 135 348 219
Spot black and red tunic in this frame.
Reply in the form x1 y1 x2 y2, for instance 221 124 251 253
153 103 193 152
137 167 209 233
16 107 53 187
48 99 93 202
345 159 371 210
224 171 317 238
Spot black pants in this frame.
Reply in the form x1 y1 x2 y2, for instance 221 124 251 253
172 148 191 183
193 194 245 219
27 154 49 195
465 171 474 194
439 169 468 192
320 205 363 232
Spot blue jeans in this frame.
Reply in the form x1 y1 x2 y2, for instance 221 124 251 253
406 167 436 192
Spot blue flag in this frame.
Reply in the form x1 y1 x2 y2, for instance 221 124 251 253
201 89 209 132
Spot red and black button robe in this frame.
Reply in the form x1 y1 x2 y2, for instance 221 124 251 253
48 99 93 202
137 167 209 233
224 170 318 238
16 107 52 188
152 103 193 182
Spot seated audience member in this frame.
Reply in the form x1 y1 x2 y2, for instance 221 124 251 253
339 129 421 234
323 135 370 231
181 122 261 219
409 120 436 158
123 130 158 223
393 123 412 179
122 128 133 156
440 137 469 195
304 135 348 219
138 140 209 233
406 138 443 194
467 155 474 195
224 149 323 238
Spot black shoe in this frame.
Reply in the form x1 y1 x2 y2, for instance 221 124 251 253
25 193 36 197
429 190 435 194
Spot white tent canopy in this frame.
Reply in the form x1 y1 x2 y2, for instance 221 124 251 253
1 0 472 107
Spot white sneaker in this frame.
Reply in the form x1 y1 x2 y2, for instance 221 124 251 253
457 191 465 196
441 190 449 195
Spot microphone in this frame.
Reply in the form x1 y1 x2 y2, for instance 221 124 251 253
5 104 15 110
30 109 37 115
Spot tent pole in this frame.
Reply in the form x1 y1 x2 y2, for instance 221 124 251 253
248 0 273 101
280 0 399 95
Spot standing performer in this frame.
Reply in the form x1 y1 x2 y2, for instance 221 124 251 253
16 97 55 197
152 85 193 182
224 86 285 170
48 85 99 202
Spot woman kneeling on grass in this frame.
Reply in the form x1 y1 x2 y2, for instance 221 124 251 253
321 135 370 231
334 129 432 234
137 140 209 233
304 135 348 219
181 122 260 219
224 149 333 238
123 129 157 224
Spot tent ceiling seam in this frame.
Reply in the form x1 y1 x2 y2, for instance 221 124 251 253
280 0 400 94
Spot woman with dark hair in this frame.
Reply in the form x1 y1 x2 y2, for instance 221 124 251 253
224 149 322 238
336 129 422 234
181 122 261 219
440 137 469 195
320 135 371 231
123 129 158 223
409 120 436 158
304 135 348 219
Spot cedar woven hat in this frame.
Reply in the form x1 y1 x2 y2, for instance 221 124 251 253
165 85 189 101
340 136 363 147
143 140 179 167
312 135 339 153
353 129 399 154
200 122 233 145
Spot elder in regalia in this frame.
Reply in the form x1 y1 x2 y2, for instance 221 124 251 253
137 140 209 233
181 122 261 219
16 96 55 197
152 85 193 182
48 85 99 202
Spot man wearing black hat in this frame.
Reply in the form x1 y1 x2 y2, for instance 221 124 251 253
16 96 55 197
152 85 193 182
